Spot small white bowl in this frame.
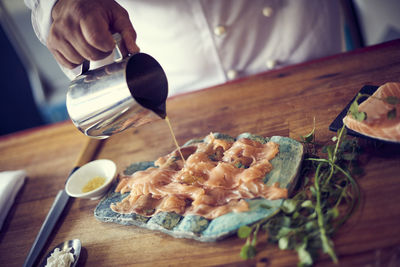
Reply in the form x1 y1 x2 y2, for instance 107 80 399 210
65 159 116 200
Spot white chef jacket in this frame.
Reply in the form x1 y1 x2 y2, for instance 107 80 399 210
25 0 343 97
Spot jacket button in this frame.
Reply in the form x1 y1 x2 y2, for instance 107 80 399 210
227 69 238 80
214 25 227 36
262 6 273 17
266 59 277 69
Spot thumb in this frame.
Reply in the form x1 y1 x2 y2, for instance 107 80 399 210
111 9 140 54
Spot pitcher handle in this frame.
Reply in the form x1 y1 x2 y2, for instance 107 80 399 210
80 33 124 74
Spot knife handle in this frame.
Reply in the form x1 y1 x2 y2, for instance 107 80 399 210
74 138 103 167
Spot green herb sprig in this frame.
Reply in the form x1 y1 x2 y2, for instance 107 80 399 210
238 90 399 265
238 118 363 266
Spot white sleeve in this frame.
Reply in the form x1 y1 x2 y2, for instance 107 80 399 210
24 0 59 45
23 0 89 79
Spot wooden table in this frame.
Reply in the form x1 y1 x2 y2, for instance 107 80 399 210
1 39 400 267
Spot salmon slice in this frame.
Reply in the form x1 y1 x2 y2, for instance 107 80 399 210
186 199 249 219
116 168 175 195
343 82 400 142
157 195 187 214
112 133 287 219
237 162 273 183
191 188 242 206
238 180 288 199
111 194 161 215
205 162 241 188
160 182 206 200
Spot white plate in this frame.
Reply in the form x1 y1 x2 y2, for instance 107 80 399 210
66 159 116 200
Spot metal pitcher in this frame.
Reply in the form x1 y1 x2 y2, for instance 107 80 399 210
66 39 168 139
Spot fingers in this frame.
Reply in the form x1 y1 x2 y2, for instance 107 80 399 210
69 34 112 63
110 6 140 54
80 13 115 53
119 26 140 55
54 41 84 66
47 0 140 69
47 26 81 69
51 49 80 69
48 22 111 69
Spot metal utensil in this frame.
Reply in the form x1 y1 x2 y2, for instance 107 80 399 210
23 139 102 267
66 34 168 139
39 239 81 267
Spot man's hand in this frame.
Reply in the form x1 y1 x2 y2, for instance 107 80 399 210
48 0 140 69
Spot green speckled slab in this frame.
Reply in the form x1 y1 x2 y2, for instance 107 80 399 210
94 133 303 242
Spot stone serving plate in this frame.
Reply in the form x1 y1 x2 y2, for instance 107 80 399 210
94 133 304 242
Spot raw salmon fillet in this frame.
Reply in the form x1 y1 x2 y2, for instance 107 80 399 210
343 82 400 142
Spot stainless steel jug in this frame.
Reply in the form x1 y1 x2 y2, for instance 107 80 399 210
66 43 168 139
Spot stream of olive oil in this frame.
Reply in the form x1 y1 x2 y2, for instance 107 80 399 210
165 116 186 165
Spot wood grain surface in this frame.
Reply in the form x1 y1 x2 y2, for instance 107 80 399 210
1 39 400 267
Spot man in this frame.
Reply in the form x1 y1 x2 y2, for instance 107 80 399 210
25 0 343 96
